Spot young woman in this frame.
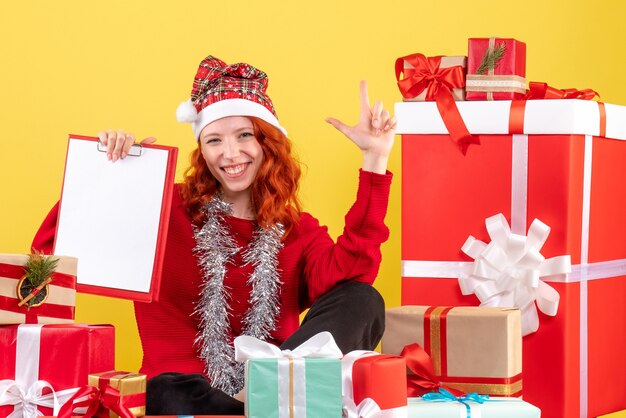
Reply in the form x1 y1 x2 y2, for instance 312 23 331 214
32 55 396 415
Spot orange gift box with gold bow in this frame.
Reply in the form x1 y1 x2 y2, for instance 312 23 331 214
395 94 626 418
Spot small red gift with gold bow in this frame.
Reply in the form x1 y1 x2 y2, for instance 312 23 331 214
56 371 146 418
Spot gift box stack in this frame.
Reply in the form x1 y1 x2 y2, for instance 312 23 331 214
392 37 626 418
0 253 147 418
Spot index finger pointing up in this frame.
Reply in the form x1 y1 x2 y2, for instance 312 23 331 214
359 80 371 117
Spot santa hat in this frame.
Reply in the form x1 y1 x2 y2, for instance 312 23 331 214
176 55 287 140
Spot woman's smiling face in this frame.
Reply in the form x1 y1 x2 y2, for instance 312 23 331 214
199 116 264 200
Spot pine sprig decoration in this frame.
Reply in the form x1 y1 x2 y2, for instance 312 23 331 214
476 42 507 75
24 250 59 287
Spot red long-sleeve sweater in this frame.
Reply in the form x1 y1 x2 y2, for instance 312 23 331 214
32 169 392 379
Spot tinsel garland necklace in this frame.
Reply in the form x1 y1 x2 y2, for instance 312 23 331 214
193 194 284 396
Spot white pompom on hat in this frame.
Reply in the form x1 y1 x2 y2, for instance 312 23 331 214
176 55 287 140
176 99 199 123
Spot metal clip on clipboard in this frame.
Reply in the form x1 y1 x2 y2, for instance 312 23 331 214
97 141 143 157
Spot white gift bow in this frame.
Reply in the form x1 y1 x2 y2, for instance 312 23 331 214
341 351 382 418
459 213 571 336
234 331 343 361
0 325 80 418
0 380 79 418
342 396 382 418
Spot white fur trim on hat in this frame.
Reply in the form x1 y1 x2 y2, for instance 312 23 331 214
189 98 287 140
176 99 199 123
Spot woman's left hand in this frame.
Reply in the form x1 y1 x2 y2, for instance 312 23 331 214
326 80 396 174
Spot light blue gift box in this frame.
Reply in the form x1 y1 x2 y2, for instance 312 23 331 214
408 394 541 418
245 357 342 418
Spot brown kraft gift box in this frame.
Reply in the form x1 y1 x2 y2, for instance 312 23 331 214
382 305 522 396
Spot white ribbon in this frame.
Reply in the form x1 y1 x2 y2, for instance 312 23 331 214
403 258 626 284
0 381 79 418
341 351 382 418
0 325 79 418
234 331 343 361
342 396 382 418
458 213 571 336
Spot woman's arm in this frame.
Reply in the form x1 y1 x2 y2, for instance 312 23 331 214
301 81 395 303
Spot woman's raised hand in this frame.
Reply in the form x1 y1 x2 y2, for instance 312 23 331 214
97 130 158 162
325 80 396 174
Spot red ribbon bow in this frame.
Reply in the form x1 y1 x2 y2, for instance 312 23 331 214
523 81 599 100
400 343 464 398
395 53 479 155
57 384 136 418
509 82 603 135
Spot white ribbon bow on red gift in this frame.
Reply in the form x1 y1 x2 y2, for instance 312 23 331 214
459 213 572 336
0 380 78 418
342 396 382 418
0 325 81 418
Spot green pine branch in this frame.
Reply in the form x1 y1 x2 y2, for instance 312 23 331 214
24 250 59 287
476 42 507 75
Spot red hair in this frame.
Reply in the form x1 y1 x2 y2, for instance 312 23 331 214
179 117 302 236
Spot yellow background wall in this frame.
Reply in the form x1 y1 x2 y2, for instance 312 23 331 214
1 1 625 375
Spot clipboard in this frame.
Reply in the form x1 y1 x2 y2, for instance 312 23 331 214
53 135 178 302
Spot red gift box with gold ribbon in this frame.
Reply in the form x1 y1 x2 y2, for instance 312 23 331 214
0 254 77 324
53 371 146 418
0 323 115 417
395 93 626 418
466 37 526 101
88 371 146 418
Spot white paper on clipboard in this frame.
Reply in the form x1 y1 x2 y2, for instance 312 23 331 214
54 135 177 301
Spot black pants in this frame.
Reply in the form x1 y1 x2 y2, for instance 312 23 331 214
146 281 385 415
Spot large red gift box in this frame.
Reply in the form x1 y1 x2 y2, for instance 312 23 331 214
395 99 626 418
0 323 115 417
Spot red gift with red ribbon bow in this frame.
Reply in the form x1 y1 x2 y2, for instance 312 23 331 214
395 53 479 155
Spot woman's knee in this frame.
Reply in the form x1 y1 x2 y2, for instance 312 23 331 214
325 281 385 322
